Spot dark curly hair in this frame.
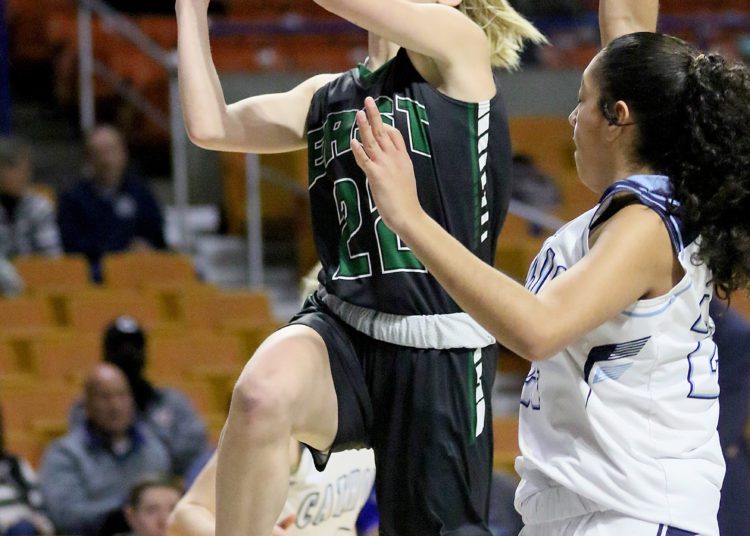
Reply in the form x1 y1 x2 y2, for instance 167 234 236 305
596 32 750 298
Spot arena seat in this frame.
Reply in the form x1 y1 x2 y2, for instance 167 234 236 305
4 430 44 469
102 252 211 322
181 291 279 357
103 251 199 289
66 289 163 335
182 291 275 329
1 380 78 431
147 332 245 379
166 379 225 417
0 341 21 377
13 255 94 326
14 255 91 294
30 333 102 385
0 297 54 332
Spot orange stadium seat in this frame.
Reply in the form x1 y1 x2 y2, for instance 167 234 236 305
30 333 102 384
1 380 78 431
182 291 274 330
103 253 209 322
14 255 91 294
147 332 245 380
0 297 54 332
103 251 199 289
0 341 22 377
182 291 278 357
66 290 163 335
167 379 225 417
14 256 93 325
4 430 44 469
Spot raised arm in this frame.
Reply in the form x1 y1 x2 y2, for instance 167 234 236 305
313 0 487 67
175 0 337 153
599 0 659 47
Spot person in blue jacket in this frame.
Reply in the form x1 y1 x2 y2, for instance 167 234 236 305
57 124 166 280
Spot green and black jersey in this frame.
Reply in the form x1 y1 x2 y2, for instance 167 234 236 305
306 48 512 316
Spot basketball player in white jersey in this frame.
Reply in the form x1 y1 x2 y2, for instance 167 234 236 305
350 2 750 534
168 444 375 536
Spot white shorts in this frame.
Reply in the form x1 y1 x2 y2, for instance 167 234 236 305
519 511 697 536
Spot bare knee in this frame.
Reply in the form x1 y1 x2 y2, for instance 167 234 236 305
228 371 290 440
224 326 336 447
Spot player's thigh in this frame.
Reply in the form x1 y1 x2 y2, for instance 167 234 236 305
232 324 338 449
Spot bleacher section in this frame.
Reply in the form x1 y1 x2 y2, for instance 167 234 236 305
0 252 281 466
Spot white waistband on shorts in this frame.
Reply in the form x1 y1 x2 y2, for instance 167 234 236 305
318 287 496 350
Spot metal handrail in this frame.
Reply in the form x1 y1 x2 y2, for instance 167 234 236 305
78 0 173 68
92 60 170 126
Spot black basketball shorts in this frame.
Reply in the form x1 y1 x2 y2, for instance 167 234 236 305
289 294 499 536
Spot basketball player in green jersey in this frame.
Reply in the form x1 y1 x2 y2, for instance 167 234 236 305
175 1 543 534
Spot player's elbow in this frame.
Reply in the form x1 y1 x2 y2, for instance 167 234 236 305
513 331 560 362
185 125 226 151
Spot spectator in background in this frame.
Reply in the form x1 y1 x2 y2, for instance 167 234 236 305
710 300 750 536
0 406 54 536
69 316 208 477
0 137 62 296
40 363 171 536
123 478 181 536
57 125 166 281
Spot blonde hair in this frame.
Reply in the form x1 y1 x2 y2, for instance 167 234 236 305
460 0 547 70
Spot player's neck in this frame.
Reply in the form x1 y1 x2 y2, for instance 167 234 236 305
366 33 400 70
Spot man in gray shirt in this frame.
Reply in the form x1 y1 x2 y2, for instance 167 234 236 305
40 363 171 536
69 316 209 476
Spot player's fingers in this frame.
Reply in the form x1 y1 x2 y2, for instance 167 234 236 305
355 109 380 157
351 139 373 171
364 96 387 147
385 124 407 153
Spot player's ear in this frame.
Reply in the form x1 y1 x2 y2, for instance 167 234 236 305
437 0 462 6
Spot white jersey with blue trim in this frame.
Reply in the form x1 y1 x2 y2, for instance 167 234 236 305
280 448 375 535
514 175 724 536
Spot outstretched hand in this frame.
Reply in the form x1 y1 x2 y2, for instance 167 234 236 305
351 97 424 237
